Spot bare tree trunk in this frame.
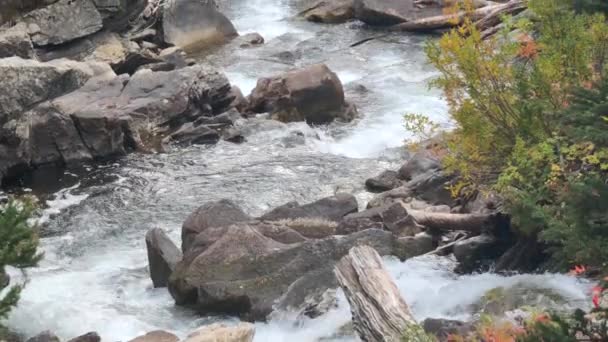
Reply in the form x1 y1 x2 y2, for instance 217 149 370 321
389 0 525 32
475 0 526 31
335 246 418 342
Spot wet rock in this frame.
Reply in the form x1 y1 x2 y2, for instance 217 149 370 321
163 0 238 50
365 170 401 193
25 332 60 342
128 331 179 342
94 0 147 31
260 193 358 222
301 0 355 24
354 0 443 25
233 33 264 48
453 234 498 273
183 323 255 342
112 49 163 75
340 202 420 236
247 64 357 125
0 268 8 289
393 232 435 260
169 227 395 320
66 332 100 342
0 23 35 59
397 153 441 181
228 86 248 112
335 216 380 235
159 47 189 69
368 169 454 208
24 0 103 46
166 123 220 146
146 228 182 288
181 199 251 252
494 237 546 273
128 29 157 43
423 318 474 341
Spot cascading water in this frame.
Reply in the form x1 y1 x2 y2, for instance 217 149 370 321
6 0 593 341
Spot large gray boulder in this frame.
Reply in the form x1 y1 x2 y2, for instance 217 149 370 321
146 228 182 288
353 0 444 26
247 64 357 125
168 225 395 320
301 0 355 24
0 23 35 59
181 199 251 252
259 193 358 222
24 0 103 46
163 0 238 50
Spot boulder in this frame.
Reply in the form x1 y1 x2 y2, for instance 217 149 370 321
397 153 441 181
85 31 130 65
393 232 435 260
26 332 60 342
365 170 401 193
181 199 251 252
301 0 355 24
24 0 103 46
162 0 238 50
183 323 255 342
232 33 264 48
94 0 148 31
353 0 444 26
128 331 179 342
66 332 100 342
0 23 35 59
112 49 163 75
367 170 454 208
165 123 220 146
453 234 499 273
146 228 182 288
422 318 474 341
338 202 421 236
247 64 357 125
260 194 358 222
169 226 395 320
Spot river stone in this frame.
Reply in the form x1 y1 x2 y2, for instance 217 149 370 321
183 323 254 342
169 226 395 320
301 0 355 24
0 23 35 59
397 152 441 181
259 193 358 222
163 0 238 51
353 0 444 26
394 232 435 260
165 123 221 146
128 331 179 342
26 332 60 342
146 228 182 288
24 0 103 46
66 332 100 342
181 199 251 252
247 64 357 125
0 268 8 289
365 170 401 193
453 234 499 273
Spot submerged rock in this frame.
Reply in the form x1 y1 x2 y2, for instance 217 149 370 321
146 228 182 288
163 0 238 51
247 64 357 125
183 323 254 342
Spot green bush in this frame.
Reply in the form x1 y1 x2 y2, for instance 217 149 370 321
0 199 42 330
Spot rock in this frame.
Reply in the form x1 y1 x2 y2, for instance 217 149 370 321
260 194 358 222
181 199 251 252
24 0 103 46
228 86 248 112
163 0 238 51
393 232 435 260
301 0 355 24
183 323 255 342
85 31 130 65
367 169 454 208
232 33 264 48
25 332 59 342
166 123 220 146
339 202 421 236
453 234 499 273
0 268 8 289
365 170 401 193
463 190 501 214
169 227 395 320
128 331 179 342
354 0 443 26
397 153 441 181
112 49 163 75
146 228 182 288
159 47 189 69
422 318 474 341
94 0 148 31
247 64 357 125
0 57 114 120
0 23 35 59
129 29 157 43
494 237 546 273
66 332 100 342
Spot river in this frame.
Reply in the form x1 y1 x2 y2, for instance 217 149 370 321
6 0 592 340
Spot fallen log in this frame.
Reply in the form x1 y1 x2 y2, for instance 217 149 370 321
389 0 525 32
408 209 506 234
335 245 419 342
475 0 527 32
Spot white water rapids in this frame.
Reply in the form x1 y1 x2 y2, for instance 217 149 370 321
6 0 593 341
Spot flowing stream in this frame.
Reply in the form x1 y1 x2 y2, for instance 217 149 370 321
5 0 593 340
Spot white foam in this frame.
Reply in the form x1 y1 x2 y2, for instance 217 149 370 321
39 184 89 224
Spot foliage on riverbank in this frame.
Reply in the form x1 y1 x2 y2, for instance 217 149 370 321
407 0 608 271
0 199 42 332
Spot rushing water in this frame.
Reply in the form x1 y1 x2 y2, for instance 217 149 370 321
5 0 593 341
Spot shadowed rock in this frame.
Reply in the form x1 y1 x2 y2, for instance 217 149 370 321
146 228 182 288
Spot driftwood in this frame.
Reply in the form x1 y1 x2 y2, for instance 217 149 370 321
389 0 525 32
335 246 418 342
475 0 527 31
407 209 502 233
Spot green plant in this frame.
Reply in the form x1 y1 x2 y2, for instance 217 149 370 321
0 198 42 328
